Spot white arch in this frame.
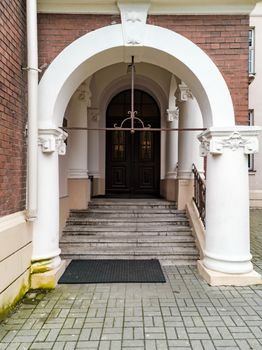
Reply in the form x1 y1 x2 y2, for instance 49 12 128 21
38 24 235 129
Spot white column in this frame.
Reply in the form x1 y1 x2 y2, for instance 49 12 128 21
68 90 89 180
176 84 203 209
32 128 67 274
88 109 101 195
177 84 203 179
67 84 91 208
198 127 261 279
164 75 179 200
166 110 179 179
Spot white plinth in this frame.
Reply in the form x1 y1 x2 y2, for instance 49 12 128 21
198 260 262 286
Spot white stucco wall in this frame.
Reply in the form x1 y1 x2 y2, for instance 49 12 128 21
249 2 262 202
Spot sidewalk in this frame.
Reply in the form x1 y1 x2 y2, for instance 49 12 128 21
0 211 262 350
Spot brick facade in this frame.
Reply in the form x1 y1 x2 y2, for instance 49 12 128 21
38 14 249 125
148 15 249 125
0 0 27 216
0 12 249 215
38 14 121 79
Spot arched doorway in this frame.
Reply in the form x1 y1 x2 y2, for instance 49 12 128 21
106 89 160 197
33 23 261 287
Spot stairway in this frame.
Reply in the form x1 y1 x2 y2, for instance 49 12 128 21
60 198 199 265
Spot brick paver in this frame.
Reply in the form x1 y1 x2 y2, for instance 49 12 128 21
1 210 262 350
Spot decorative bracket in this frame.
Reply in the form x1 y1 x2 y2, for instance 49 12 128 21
76 77 92 107
167 107 179 122
38 129 67 155
178 82 193 102
118 1 150 46
87 108 100 122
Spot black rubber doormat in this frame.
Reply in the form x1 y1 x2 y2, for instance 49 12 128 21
59 259 166 284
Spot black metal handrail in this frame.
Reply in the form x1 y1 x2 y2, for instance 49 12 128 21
192 164 206 226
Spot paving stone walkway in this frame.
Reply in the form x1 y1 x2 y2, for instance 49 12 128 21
1 210 262 350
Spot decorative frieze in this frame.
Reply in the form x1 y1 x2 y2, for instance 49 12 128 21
198 127 260 157
118 1 150 46
38 129 67 155
166 107 179 122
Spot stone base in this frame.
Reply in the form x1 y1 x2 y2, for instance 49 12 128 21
197 260 262 286
30 260 66 289
250 190 262 208
177 179 194 210
68 178 90 209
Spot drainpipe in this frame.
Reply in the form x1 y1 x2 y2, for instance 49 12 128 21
26 0 38 220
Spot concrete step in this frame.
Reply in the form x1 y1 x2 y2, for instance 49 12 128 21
61 245 199 257
89 198 176 205
70 210 186 217
63 224 192 232
61 198 199 265
88 201 177 210
60 234 195 244
60 254 197 266
89 205 177 210
66 217 189 224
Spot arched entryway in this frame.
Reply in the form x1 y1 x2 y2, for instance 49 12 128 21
106 89 160 197
33 20 261 287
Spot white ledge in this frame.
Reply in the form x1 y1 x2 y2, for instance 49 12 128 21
37 0 257 15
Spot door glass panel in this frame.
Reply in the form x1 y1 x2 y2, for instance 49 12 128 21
112 131 125 161
140 131 152 161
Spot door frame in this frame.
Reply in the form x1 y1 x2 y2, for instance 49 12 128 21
105 89 161 197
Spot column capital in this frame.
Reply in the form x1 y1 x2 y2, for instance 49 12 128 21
38 128 68 155
198 126 261 156
166 107 179 122
178 82 193 102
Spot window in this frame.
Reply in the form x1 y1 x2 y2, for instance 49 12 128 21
249 28 255 74
248 110 255 171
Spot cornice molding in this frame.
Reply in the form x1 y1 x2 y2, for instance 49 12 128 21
198 126 261 156
37 0 257 15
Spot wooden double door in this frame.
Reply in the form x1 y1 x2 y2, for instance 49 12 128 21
106 90 160 197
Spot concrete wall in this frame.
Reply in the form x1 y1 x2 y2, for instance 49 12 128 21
0 213 31 319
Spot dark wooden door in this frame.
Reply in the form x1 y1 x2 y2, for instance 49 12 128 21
106 90 160 196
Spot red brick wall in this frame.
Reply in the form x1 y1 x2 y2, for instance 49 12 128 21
38 14 249 124
148 15 249 125
38 14 121 79
0 0 27 216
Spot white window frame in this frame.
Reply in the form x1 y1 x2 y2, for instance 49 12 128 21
249 28 255 74
248 110 255 171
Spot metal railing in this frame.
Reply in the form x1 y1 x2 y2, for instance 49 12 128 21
192 164 206 226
